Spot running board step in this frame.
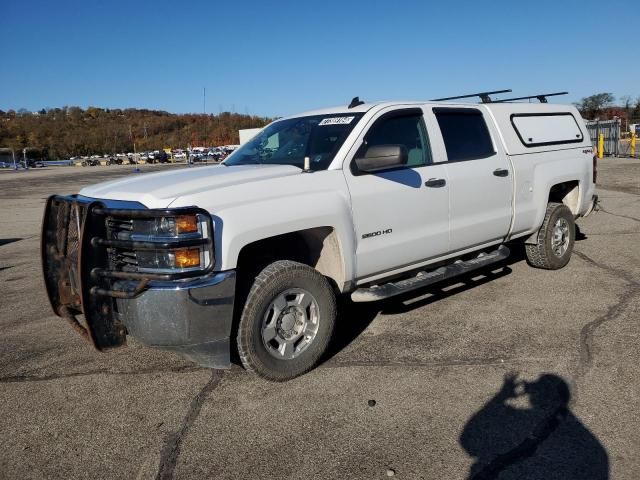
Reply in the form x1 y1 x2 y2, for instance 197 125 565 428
351 245 510 302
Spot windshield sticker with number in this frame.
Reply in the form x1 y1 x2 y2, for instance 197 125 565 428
318 116 355 126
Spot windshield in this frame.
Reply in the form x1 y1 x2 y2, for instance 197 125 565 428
224 113 364 170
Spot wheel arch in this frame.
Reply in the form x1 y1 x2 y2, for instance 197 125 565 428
548 180 581 215
236 227 349 292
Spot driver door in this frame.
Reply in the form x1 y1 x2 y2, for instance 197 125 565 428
344 107 450 281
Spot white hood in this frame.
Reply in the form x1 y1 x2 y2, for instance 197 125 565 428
79 164 301 208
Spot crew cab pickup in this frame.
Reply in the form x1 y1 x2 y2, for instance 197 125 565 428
41 98 598 381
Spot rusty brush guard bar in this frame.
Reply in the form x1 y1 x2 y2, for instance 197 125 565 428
41 194 214 350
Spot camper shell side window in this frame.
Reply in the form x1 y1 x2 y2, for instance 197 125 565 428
510 112 584 148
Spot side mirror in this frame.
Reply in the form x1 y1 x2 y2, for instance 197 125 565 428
354 144 408 173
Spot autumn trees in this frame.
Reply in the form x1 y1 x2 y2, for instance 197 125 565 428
0 107 270 160
574 93 640 123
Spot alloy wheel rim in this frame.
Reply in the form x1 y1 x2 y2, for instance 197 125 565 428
261 288 320 360
551 217 570 257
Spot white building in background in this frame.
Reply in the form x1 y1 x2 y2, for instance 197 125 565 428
239 128 262 145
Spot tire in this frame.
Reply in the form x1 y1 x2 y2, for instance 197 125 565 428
525 202 575 270
236 260 336 381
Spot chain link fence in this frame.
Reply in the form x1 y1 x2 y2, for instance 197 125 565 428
585 118 639 158
585 119 621 156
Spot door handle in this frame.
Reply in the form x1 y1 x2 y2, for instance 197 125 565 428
493 168 509 177
425 178 446 188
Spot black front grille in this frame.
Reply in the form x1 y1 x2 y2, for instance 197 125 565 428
111 250 138 270
106 218 133 238
105 218 138 271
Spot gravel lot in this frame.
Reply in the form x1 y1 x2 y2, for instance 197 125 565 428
0 159 638 479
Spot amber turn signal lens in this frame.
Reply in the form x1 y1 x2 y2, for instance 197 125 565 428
176 215 198 234
174 248 201 268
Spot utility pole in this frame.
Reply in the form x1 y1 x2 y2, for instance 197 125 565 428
203 87 208 146
129 124 139 172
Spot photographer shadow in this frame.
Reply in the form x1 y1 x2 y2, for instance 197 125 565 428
460 373 608 480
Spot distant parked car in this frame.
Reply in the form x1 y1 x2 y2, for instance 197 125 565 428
156 150 169 163
191 152 206 162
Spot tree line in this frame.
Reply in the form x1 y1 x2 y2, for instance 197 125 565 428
574 93 640 124
0 107 271 160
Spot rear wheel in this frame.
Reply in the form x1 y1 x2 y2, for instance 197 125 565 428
525 202 575 270
236 260 336 381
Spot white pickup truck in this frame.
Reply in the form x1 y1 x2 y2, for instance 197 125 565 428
41 96 598 381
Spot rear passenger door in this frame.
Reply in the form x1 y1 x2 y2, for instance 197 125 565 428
432 107 513 251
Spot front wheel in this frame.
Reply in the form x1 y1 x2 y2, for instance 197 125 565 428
236 260 336 381
525 202 575 270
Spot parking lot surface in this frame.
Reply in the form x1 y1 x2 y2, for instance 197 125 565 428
0 159 638 479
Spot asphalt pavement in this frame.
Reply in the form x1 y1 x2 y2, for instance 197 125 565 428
0 159 638 479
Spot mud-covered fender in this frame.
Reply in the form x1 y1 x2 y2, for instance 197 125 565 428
214 190 356 285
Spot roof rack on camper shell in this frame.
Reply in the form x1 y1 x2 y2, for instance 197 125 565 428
493 92 569 104
429 89 568 104
430 89 512 103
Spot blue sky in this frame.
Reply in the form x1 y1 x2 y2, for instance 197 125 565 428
2 0 638 117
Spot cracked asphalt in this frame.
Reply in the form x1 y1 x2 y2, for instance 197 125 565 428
0 159 638 479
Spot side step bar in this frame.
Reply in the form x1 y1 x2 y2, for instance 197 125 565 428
351 245 510 302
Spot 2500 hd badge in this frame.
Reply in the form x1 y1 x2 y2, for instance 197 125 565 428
362 228 393 239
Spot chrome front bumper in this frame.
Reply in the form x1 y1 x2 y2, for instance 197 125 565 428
115 270 236 368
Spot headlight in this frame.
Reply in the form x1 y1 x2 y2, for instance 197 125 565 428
125 213 213 274
136 247 204 270
132 213 203 237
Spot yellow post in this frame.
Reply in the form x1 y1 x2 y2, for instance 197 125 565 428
598 133 604 159
164 147 173 163
631 133 636 157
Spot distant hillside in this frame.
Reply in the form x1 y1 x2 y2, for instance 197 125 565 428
0 107 271 159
